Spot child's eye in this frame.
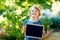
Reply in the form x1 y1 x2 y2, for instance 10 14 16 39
32 10 34 12
35 11 38 12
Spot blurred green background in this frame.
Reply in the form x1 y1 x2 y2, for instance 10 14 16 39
0 0 60 40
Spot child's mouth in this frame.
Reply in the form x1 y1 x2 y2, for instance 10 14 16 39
32 13 36 15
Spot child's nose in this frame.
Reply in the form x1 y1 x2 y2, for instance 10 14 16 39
33 11 35 14
33 11 36 13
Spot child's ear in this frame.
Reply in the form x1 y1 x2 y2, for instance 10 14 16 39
39 11 41 16
29 11 31 16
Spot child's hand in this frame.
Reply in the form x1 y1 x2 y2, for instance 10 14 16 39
22 26 26 35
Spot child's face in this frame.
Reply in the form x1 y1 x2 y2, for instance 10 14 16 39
30 8 39 18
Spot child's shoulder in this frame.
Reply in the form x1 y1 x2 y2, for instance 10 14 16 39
24 19 29 23
38 20 42 22
23 19 29 26
38 20 42 24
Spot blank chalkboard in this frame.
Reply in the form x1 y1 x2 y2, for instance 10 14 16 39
26 24 43 39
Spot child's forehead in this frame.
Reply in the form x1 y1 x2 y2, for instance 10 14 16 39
30 6 40 11
30 7 38 11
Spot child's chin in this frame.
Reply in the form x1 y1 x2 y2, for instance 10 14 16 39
31 15 37 17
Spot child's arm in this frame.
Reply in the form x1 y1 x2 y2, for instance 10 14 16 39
42 26 45 36
43 29 45 36
22 20 27 35
42 26 46 39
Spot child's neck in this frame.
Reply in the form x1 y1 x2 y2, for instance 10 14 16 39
30 17 38 22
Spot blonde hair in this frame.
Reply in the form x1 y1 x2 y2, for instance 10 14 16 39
29 5 41 16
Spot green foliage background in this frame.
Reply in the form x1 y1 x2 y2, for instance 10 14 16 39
0 0 60 40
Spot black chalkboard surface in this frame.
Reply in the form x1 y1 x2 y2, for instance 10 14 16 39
25 24 43 39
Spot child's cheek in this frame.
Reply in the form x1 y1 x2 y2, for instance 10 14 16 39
30 12 33 15
29 12 32 16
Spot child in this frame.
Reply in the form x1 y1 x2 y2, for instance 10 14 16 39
23 5 45 40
